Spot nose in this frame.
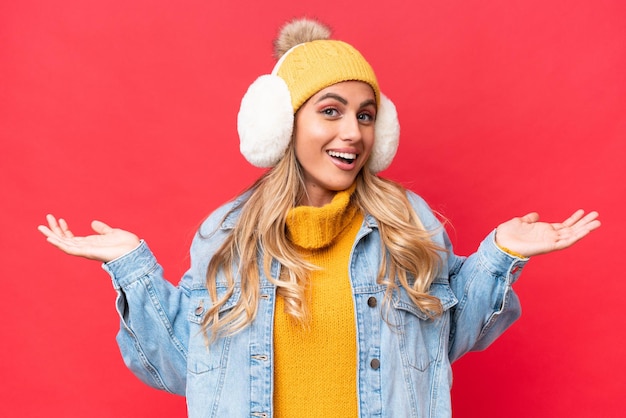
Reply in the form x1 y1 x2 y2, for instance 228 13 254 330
339 114 362 142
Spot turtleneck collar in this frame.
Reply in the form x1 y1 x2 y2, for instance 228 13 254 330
286 183 359 250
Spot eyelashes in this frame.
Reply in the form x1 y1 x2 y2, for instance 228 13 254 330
319 107 376 123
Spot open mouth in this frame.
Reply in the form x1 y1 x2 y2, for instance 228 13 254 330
327 150 357 164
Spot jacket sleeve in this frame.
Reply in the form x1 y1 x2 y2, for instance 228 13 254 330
444 230 527 362
102 241 192 395
407 192 528 363
100 200 239 395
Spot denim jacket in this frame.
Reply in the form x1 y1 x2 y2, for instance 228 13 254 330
102 192 527 418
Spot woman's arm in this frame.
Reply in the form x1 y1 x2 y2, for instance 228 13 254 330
38 214 191 394
446 210 600 361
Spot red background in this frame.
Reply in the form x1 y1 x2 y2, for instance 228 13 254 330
2 0 625 417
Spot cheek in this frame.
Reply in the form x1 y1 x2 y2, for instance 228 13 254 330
299 121 328 138
293 132 313 165
363 129 376 155
294 124 327 154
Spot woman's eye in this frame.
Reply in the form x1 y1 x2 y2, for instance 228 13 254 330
321 108 339 117
358 112 375 123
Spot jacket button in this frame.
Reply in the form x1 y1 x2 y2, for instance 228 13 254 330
370 358 380 370
194 305 204 315
367 297 377 307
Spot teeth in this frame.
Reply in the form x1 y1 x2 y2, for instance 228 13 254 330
327 151 357 160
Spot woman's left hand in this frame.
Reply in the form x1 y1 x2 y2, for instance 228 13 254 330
494 210 601 258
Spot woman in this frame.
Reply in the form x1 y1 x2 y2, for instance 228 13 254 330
38 18 600 418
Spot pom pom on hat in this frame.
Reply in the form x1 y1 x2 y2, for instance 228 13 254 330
273 18 332 59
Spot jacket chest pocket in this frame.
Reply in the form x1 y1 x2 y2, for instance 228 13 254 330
391 282 458 371
186 289 239 375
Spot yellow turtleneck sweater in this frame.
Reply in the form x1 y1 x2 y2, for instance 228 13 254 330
273 186 363 417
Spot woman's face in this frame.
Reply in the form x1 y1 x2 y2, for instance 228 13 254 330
293 80 376 207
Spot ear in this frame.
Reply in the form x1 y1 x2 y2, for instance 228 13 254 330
369 93 400 173
237 75 294 167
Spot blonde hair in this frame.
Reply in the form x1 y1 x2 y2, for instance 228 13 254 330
201 144 444 343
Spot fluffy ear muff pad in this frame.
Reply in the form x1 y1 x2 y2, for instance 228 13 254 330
369 94 400 173
238 75 294 168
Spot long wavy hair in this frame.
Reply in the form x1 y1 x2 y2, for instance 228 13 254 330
201 144 444 343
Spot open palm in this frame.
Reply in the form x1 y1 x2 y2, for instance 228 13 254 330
495 210 601 258
38 214 141 263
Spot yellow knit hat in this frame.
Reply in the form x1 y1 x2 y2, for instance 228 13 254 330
274 39 380 113
238 18 400 173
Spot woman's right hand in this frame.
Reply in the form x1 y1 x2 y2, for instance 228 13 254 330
38 214 141 263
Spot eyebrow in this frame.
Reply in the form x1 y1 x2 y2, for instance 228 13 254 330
314 93 377 109
315 93 348 105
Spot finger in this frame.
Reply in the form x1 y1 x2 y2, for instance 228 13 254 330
46 214 63 236
585 219 602 233
58 218 75 238
519 212 539 223
578 211 600 226
37 224 55 239
91 220 113 235
586 218 601 231
556 215 601 248
562 211 600 235
38 221 72 244
38 226 71 251
561 209 585 228
573 212 601 232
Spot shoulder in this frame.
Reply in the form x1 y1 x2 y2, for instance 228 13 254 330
404 190 441 232
189 192 250 256
198 192 250 236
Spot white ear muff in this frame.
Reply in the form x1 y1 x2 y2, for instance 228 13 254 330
369 93 400 173
237 74 294 168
